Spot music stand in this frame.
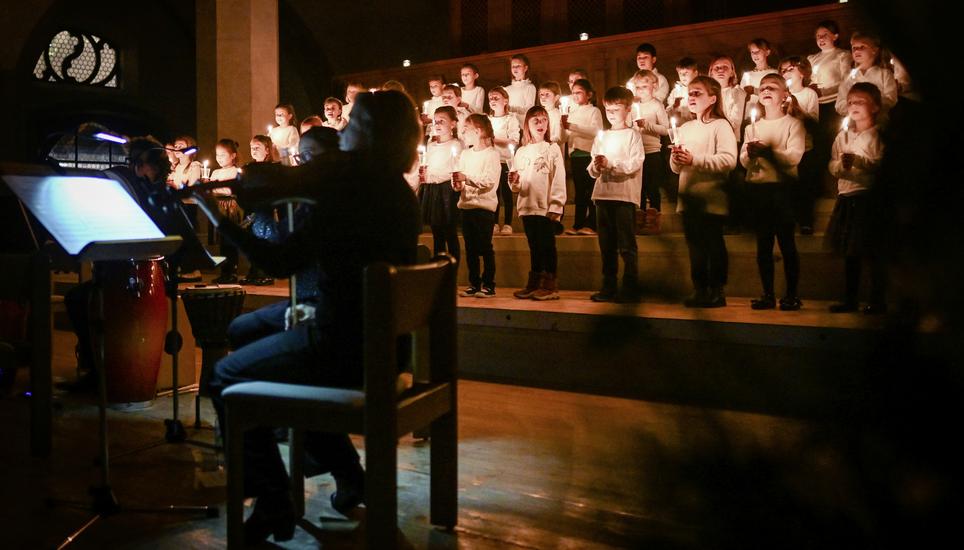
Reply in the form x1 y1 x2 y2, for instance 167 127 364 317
4 174 218 548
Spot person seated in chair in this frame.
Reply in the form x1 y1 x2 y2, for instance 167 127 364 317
195 90 422 545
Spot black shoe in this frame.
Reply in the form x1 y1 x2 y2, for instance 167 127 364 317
702 287 727 308
590 289 617 302
751 294 776 310
244 492 296 545
779 296 802 311
683 288 708 308
863 302 887 315
459 286 480 297
330 468 365 517
213 274 238 285
829 301 858 313
476 286 496 298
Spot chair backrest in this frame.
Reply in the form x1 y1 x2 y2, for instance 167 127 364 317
362 254 457 401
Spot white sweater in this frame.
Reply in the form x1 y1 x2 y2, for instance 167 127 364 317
566 103 604 154
652 69 670 103
828 125 883 196
670 118 738 215
835 65 898 116
588 128 645 205
506 79 537 122
456 146 501 211
633 98 669 154
739 114 806 183
808 47 852 104
462 86 486 114
489 114 520 163
509 142 567 217
423 139 464 183
721 86 747 143
792 87 820 121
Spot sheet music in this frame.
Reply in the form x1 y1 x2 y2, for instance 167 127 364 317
4 175 165 255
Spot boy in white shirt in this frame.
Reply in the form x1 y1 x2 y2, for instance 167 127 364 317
635 43 670 103
589 87 645 302
440 84 472 138
631 70 670 232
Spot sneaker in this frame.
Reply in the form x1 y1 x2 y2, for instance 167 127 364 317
501 224 514 235
459 286 480 297
590 289 616 302
577 227 597 235
564 228 579 235
476 286 496 298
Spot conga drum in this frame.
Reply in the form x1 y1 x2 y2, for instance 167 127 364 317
92 259 168 408
179 285 246 398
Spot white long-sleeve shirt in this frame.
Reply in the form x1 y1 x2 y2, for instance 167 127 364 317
721 86 747 143
835 65 898 116
671 118 738 215
740 114 806 183
633 98 669 154
462 86 486 114
423 139 464 183
456 146 501 211
652 68 670 103
588 128 645 205
828 125 883 196
566 103 603 154
489 114 520 164
509 141 567 217
506 79 537 122
791 86 819 151
808 47 852 105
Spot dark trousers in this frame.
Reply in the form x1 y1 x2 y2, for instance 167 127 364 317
748 183 800 297
596 201 638 290
430 224 460 263
682 211 729 289
495 163 513 226
660 146 679 203
844 255 887 305
794 148 820 229
461 208 496 288
571 155 596 230
64 281 94 372
641 152 663 211
208 323 361 498
522 215 558 274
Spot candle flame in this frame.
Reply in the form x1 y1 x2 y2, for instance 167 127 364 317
750 107 758 122
841 116 850 131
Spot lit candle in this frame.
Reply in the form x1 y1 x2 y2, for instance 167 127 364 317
786 78 793 89
201 159 210 180
841 116 850 145
267 124 273 134
741 72 749 87
625 78 634 91
595 130 604 152
288 147 299 166
450 144 458 163
750 107 758 140
507 143 516 171
369 87 377 93
417 144 426 166
633 102 641 121
423 100 430 115
560 96 570 115
849 68 858 80
670 117 679 145
813 64 820 81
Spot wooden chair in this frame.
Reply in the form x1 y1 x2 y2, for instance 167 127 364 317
222 255 458 548
0 251 52 457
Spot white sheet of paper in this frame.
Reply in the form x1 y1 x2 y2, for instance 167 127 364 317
4 175 165 255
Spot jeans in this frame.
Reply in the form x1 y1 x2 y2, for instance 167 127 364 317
595 201 638 290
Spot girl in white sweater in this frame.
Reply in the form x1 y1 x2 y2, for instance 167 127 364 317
538 81 567 148
419 106 464 263
563 78 604 235
740 73 806 311
508 106 567 300
269 103 300 166
454 114 502 297
780 56 821 235
487 86 521 234
670 76 738 308
835 32 898 117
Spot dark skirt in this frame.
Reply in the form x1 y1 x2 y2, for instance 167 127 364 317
825 192 873 256
744 181 795 230
419 182 459 226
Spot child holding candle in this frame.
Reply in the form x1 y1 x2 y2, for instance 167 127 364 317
239 134 278 286
488 86 521 234
508 106 567 300
454 114 502 297
630 70 670 230
780 57 821 234
460 63 486 114
634 43 670 103
671 76 739 308
170 135 201 189
739 74 806 311
588 87 645 302
807 20 852 122
666 57 700 122
321 97 348 131
835 32 898 117
506 54 537 124
269 103 300 166
210 138 244 283
419 106 463 262
440 84 472 138
826 82 886 314
743 38 776 107
564 78 604 235
538 81 567 147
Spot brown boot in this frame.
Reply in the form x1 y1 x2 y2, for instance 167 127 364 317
513 271 541 299
641 208 661 235
531 272 560 301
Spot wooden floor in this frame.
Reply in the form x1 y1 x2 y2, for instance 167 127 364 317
0 327 842 549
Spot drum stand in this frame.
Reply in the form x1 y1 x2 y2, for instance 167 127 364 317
49 271 217 549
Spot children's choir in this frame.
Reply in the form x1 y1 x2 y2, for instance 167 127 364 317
168 19 904 312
